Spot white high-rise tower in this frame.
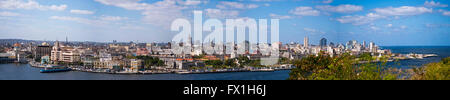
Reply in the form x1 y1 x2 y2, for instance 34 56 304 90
304 36 309 48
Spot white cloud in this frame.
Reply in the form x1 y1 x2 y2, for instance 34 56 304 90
247 4 259 9
386 24 393 27
336 13 386 25
439 9 450 16
322 0 333 4
424 1 448 7
289 6 320 16
269 13 292 19
94 0 152 10
426 23 450 28
50 16 123 26
180 0 205 6
374 6 432 16
370 26 379 31
316 4 363 13
205 8 239 18
336 6 433 26
70 9 95 15
216 1 259 9
0 0 67 11
400 25 407 29
303 28 325 34
50 16 91 24
119 24 146 30
99 15 128 21
95 0 190 27
0 11 21 17
250 0 281 2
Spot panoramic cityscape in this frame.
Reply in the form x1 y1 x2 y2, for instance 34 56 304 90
0 37 446 80
0 0 449 80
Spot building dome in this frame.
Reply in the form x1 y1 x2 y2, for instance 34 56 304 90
13 43 21 47
41 42 49 46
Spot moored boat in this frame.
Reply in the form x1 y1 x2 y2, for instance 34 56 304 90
40 66 71 73
251 68 275 72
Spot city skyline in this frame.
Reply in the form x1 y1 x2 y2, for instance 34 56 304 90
0 0 450 46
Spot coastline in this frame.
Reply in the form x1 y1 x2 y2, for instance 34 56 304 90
29 61 293 75
0 46 447 80
25 53 439 75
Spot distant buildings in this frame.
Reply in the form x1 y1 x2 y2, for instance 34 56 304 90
0 35 392 71
320 38 327 48
94 60 119 69
41 56 50 64
0 53 14 63
136 48 150 56
130 59 143 71
304 36 309 48
51 41 80 63
369 42 375 52
34 42 52 61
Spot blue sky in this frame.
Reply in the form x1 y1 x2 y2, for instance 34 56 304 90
0 0 449 46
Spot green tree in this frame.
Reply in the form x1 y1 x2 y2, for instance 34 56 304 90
410 57 450 80
205 60 224 68
135 56 165 69
289 52 399 80
224 59 237 67
359 53 373 61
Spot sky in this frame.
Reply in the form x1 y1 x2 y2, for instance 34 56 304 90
0 0 449 46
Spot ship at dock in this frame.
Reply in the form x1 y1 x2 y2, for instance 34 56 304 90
40 66 72 73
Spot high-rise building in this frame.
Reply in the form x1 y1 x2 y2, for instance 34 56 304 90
51 41 80 63
369 42 375 52
320 38 327 47
362 41 366 49
34 43 52 60
329 42 335 47
51 41 61 62
187 34 192 46
304 36 309 48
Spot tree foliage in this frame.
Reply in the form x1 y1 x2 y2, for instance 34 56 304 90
410 57 450 80
289 52 399 80
135 56 165 69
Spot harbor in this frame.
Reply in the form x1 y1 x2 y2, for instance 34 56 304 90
29 60 294 74
0 63 292 80
26 53 439 75
25 50 440 75
1 46 449 80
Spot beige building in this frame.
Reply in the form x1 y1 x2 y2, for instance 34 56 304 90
51 41 81 63
130 59 143 70
94 60 119 69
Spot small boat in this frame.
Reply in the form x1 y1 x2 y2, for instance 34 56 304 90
251 68 275 72
40 66 71 73
175 71 191 74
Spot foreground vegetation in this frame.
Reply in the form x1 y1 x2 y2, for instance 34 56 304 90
203 56 265 69
289 52 449 80
409 57 450 80
127 56 165 69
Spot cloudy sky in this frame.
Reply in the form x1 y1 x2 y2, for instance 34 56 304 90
0 0 449 46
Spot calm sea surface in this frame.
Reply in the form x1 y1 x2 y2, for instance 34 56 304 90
1 46 448 80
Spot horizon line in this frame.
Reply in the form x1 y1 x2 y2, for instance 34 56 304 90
1 38 449 47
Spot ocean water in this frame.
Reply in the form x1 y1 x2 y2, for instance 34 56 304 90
0 64 290 80
380 46 450 69
0 46 448 80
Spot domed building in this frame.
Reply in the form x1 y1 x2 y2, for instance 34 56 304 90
13 43 21 47
41 42 50 46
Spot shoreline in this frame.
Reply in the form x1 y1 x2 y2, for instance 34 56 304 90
17 52 440 75
28 61 293 75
